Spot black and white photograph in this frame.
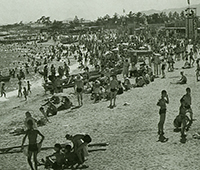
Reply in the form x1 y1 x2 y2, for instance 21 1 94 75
0 0 200 169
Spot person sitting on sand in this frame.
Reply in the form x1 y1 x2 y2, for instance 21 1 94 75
40 100 57 117
44 143 65 170
65 134 91 168
74 74 84 106
117 81 124 95
171 71 187 84
84 80 92 94
57 96 73 111
122 77 132 91
21 119 45 170
64 145 79 169
134 76 146 88
177 71 187 84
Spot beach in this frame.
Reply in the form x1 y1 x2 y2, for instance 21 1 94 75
0 57 200 170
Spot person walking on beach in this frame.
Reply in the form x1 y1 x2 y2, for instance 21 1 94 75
21 119 45 170
189 48 195 67
157 90 169 136
18 80 22 97
23 87 28 101
1 82 6 98
74 74 84 106
27 81 31 95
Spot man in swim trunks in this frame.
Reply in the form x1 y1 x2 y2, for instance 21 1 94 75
108 75 118 108
74 74 84 106
21 120 45 170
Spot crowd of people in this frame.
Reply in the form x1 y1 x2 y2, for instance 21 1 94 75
1 25 200 169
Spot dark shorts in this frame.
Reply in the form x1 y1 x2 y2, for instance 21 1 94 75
76 88 83 93
52 162 62 170
185 105 191 110
159 109 166 115
110 88 117 92
28 144 38 152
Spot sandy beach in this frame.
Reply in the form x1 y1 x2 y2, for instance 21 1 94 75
0 57 200 170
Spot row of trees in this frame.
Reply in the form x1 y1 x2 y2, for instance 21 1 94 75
95 10 186 26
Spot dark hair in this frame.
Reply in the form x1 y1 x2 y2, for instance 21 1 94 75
186 87 191 92
54 143 62 150
65 145 72 152
65 134 71 139
83 134 92 143
161 90 167 95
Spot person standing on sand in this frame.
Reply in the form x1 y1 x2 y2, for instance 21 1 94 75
27 81 31 95
1 82 6 98
181 87 194 123
18 80 23 97
108 75 118 108
74 74 84 106
157 90 169 136
23 87 28 101
21 119 45 170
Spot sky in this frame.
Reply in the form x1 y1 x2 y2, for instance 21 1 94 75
0 0 199 24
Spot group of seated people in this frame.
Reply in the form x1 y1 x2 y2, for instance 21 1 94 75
131 63 155 88
39 95 73 120
42 134 92 170
81 62 155 103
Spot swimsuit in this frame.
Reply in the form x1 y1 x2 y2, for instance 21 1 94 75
159 108 166 115
110 88 117 92
28 144 38 152
76 88 83 93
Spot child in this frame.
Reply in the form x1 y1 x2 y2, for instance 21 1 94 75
27 81 31 95
23 87 28 101
45 143 65 170
157 90 169 135
1 82 6 97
